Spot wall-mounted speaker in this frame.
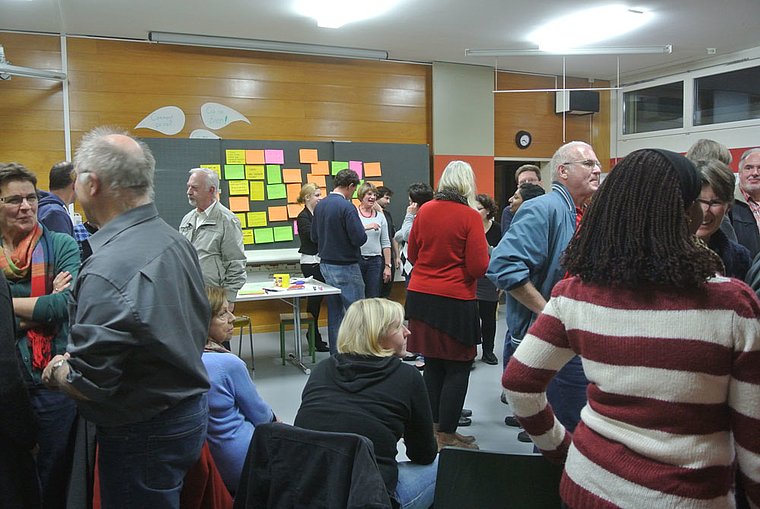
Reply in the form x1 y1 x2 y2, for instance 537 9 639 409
555 90 600 116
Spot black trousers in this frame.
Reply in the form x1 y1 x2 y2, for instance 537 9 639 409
477 300 498 355
301 262 325 341
423 357 472 433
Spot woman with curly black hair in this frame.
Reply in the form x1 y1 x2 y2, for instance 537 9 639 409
503 149 760 508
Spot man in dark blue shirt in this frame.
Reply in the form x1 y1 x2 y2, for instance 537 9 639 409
37 161 76 236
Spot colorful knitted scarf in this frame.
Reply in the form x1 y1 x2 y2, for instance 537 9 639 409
0 223 57 370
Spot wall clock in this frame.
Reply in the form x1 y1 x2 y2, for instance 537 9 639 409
515 130 532 149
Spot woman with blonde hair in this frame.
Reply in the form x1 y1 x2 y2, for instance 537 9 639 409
404 160 490 449
295 298 438 509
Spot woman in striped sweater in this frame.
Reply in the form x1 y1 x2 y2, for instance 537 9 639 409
503 149 760 508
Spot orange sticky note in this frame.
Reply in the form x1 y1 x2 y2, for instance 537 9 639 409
268 206 288 222
311 161 329 175
300 149 318 164
282 168 302 184
364 162 382 177
367 180 383 187
228 196 250 212
351 199 361 208
286 183 301 203
307 174 326 187
288 203 304 218
320 187 327 197
245 150 265 164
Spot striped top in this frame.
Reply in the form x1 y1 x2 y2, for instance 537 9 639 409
503 275 760 508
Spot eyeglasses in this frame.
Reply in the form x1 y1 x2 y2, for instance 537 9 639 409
563 159 602 169
0 193 39 207
695 198 726 209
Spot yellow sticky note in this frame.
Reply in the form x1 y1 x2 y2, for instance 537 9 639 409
242 229 254 245
229 180 250 195
226 150 246 164
247 211 267 227
364 162 382 177
268 206 288 222
200 164 222 178
228 196 250 212
287 183 301 204
300 149 318 164
307 174 326 187
311 161 329 175
235 213 247 227
282 168 302 184
250 181 265 201
288 204 304 218
245 165 265 180
245 150 265 164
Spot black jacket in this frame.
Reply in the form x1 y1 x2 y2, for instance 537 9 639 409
729 200 760 259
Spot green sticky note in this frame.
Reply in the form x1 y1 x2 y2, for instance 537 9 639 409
224 164 245 180
273 226 294 242
266 165 282 184
331 161 349 175
254 228 274 244
267 184 287 200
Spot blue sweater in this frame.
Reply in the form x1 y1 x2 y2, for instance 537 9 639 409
311 192 367 265
202 352 274 494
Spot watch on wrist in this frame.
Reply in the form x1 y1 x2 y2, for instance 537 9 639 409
385 263 392 268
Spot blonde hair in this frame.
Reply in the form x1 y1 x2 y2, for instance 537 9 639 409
438 160 477 208
205 285 227 317
337 298 405 357
356 181 378 201
297 183 319 205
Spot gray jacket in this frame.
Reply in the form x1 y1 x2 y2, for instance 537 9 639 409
180 201 246 301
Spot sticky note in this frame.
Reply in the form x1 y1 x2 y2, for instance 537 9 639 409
349 161 363 179
299 149 318 164
228 196 250 212
273 226 294 242
247 211 267 227
235 213 247 227
264 150 284 164
242 229 254 245
307 174 326 187
351 199 361 208
364 162 381 177
201 164 222 178
288 203 304 218
266 165 282 184
287 183 301 203
229 180 249 195
254 228 274 244
320 187 327 197
311 161 329 175
250 181 265 201
367 180 383 188
245 150 265 164
332 161 349 175
268 206 288 222
293 220 298 235
245 165 265 180
282 168 302 184
267 184 287 200
226 150 246 164
224 165 245 180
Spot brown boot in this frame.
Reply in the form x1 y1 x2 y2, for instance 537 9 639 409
435 431 479 451
433 423 476 444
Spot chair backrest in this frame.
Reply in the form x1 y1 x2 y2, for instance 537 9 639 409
233 423 392 509
433 447 563 509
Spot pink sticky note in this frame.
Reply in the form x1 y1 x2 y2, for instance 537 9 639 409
293 220 298 235
349 161 363 180
264 149 284 164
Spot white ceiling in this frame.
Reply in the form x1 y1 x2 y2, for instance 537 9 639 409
2 0 760 81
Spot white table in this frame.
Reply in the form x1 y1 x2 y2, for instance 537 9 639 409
236 281 341 373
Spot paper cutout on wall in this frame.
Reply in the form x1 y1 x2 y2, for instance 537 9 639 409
286 183 301 203
311 161 329 175
288 204 304 218
349 161 363 179
266 165 282 184
235 213 247 227
367 181 383 188
200 164 221 178
282 169 302 184
242 229 254 244
135 106 186 135
299 149 318 164
264 150 285 164
228 196 250 212
267 184 287 200
245 165 265 180
254 228 274 244
224 165 245 180
201 102 250 130
307 174 326 187
363 162 382 177
273 226 294 242
189 129 220 139
245 150 265 164
226 150 246 164
229 180 249 195
268 206 288 222
250 181 265 201
247 211 267 227
351 199 361 207
332 161 349 175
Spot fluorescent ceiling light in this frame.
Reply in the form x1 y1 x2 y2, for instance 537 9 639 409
0 62 66 81
295 0 400 28
529 5 653 52
148 32 388 60
465 45 671 57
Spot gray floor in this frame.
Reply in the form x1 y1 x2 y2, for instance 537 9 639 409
233 303 536 460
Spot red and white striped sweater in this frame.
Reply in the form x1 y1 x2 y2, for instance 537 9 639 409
503 275 760 509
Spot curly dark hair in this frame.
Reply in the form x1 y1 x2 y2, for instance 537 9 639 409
475 194 497 220
561 149 724 289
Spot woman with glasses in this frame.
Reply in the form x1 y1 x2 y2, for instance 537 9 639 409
693 159 752 279
0 162 80 508
503 149 760 508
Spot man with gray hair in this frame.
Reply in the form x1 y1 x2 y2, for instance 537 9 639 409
41 127 211 508
735 147 760 258
488 141 601 440
180 167 246 306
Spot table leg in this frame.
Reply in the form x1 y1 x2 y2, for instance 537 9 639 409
285 296 310 374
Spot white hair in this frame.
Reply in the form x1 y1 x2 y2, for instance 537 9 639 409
550 141 592 181
189 167 219 192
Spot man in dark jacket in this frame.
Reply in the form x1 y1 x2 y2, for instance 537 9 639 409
38 161 76 236
733 148 760 258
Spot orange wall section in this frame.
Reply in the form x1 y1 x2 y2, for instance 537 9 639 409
433 155 495 197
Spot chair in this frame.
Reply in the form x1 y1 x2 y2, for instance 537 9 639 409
278 312 316 365
233 423 392 508
432 447 563 509
234 316 254 371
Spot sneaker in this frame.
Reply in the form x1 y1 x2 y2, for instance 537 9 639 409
517 430 532 443
481 352 498 365
458 416 472 427
436 432 479 451
504 415 522 428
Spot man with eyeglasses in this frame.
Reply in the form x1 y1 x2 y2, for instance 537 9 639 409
37 161 77 237
734 148 760 258
501 164 542 237
487 141 601 441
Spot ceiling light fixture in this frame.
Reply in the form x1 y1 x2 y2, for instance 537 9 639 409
465 45 671 57
294 0 400 29
0 62 66 81
148 32 389 60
